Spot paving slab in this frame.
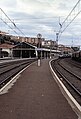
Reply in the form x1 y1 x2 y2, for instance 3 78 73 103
0 59 78 119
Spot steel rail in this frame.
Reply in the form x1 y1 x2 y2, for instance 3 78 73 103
0 58 37 88
58 61 81 80
51 59 81 96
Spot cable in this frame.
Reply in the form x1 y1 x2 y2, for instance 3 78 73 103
62 0 81 26
61 11 81 33
0 8 25 36
59 0 81 39
0 8 16 27
0 18 19 35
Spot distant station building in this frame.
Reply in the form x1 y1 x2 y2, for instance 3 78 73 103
42 40 57 49
13 42 37 58
10 35 45 46
0 43 14 58
0 41 61 59
0 41 37 58
58 44 74 54
0 32 61 58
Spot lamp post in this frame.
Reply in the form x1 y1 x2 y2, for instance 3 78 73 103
50 40 52 59
56 32 59 45
37 33 42 66
56 32 59 56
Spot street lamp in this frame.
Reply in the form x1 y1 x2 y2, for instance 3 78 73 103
56 32 59 45
37 33 42 47
37 33 42 66
50 40 52 59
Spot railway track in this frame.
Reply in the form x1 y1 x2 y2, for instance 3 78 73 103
51 58 81 105
0 58 37 89
60 58 81 70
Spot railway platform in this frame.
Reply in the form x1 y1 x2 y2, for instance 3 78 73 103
0 59 78 119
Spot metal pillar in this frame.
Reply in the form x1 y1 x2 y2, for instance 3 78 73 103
37 33 42 66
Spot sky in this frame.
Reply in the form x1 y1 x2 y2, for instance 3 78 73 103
0 0 81 46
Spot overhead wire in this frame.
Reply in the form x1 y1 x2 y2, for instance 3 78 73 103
0 8 25 36
61 0 81 26
0 18 19 35
59 0 81 39
61 11 81 33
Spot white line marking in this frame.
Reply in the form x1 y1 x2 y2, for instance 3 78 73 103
49 59 81 118
0 61 35 94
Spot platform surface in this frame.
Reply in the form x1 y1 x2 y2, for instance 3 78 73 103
0 59 78 119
